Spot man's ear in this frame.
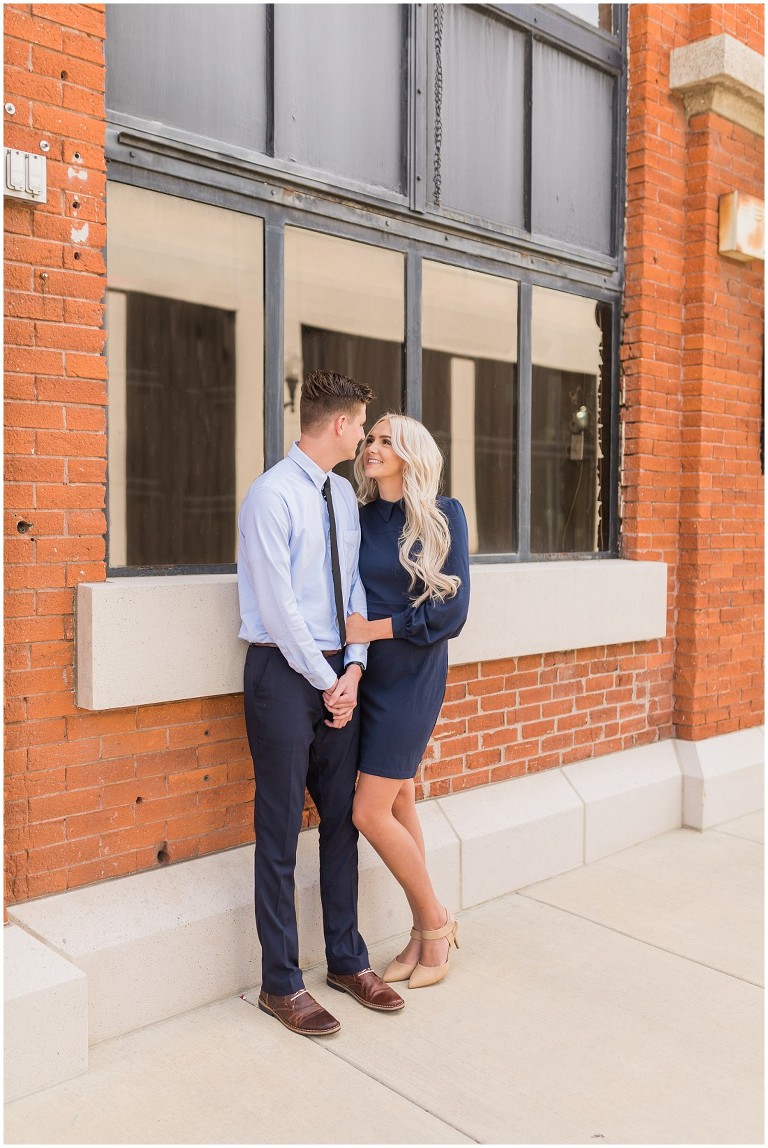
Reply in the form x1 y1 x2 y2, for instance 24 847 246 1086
333 414 347 437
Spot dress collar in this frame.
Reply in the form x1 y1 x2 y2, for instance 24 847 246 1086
373 496 404 523
288 442 330 493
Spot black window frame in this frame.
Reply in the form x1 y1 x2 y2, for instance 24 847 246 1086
103 2 627 576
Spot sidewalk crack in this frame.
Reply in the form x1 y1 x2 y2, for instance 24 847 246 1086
517 892 764 989
313 1042 481 1144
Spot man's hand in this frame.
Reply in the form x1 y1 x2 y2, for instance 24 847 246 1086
323 665 362 728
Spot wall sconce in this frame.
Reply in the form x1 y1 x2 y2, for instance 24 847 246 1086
719 191 764 262
284 354 301 411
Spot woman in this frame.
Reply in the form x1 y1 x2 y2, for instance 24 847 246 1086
345 413 470 989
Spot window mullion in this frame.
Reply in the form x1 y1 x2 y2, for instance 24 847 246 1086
405 251 422 419
517 281 532 558
264 217 285 469
408 3 427 214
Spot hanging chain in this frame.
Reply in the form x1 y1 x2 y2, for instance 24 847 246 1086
432 3 444 207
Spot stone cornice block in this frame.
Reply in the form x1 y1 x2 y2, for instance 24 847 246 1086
669 33 764 136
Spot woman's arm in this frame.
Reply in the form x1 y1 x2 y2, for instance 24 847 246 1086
345 613 393 643
345 499 470 646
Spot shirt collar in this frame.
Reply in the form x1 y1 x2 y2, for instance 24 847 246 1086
288 442 330 493
374 496 403 522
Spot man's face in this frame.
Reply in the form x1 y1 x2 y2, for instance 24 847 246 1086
339 403 368 462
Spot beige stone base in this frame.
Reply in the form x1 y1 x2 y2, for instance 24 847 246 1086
5 728 763 1101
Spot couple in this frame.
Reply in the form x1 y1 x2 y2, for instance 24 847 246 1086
237 370 470 1037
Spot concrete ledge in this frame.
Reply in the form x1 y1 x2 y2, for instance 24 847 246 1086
3 924 88 1102
562 740 682 863
670 33 765 136
676 727 764 830
436 769 583 905
76 575 245 710
75 559 668 709
6 730 762 1063
8 848 261 1044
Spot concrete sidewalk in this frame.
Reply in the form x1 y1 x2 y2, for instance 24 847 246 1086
4 815 763 1145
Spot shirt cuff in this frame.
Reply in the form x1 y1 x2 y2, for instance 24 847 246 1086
344 642 368 669
314 665 339 691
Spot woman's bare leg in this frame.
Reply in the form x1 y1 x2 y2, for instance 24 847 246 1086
389 778 426 963
353 773 449 968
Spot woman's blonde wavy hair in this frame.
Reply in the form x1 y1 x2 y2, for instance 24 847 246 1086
354 413 461 608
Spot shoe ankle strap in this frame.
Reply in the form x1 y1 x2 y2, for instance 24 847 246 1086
421 913 455 941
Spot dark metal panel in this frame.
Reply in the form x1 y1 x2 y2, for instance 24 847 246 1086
517 282 532 558
404 252 422 418
265 4 275 158
612 2 628 279
408 3 428 213
485 4 623 70
106 5 268 153
428 5 525 228
531 42 614 254
264 220 285 470
273 4 405 194
523 32 533 233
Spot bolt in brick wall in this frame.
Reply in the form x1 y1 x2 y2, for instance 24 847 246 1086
3 4 763 906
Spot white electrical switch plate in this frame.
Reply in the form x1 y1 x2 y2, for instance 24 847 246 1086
4 148 47 203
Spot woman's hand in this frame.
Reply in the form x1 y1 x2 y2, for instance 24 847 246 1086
346 613 395 643
345 612 371 645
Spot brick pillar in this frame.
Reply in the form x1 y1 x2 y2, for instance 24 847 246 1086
676 109 764 737
4 4 108 904
623 3 764 742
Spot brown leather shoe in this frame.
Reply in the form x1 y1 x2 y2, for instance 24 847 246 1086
257 989 340 1036
326 967 405 1011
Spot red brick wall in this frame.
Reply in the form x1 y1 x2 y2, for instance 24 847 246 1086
622 3 764 742
3 4 762 906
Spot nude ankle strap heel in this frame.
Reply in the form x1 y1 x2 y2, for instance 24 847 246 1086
407 913 458 989
382 928 422 983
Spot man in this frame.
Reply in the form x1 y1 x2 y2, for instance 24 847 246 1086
237 369 404 1036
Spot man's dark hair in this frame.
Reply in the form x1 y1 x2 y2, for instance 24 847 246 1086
300 370 375 432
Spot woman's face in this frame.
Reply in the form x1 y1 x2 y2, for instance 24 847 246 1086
362 419 404 484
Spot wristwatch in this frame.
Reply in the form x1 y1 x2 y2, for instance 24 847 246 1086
346 661 365 674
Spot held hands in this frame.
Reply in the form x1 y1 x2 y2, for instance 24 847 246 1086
323 665 362 729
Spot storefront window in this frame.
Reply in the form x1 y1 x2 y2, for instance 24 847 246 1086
531 286 611 554
283 228 405 482
422 262 518 555
104 4 625 570
106 183 263 567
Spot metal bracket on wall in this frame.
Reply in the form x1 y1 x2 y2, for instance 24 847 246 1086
5 148 47 203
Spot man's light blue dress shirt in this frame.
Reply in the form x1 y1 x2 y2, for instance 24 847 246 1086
237 443 368 691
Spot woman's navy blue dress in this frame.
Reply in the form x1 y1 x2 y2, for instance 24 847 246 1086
357 496 470 779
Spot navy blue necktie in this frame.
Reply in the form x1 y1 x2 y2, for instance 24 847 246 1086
322 478 347 648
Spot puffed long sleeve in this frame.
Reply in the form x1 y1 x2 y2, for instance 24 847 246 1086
390 498 470 646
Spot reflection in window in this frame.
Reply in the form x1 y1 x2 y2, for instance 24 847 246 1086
531 287 611 554
422 262 518 555
106 183 263 566
554 4 613 33
283 228 404 483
